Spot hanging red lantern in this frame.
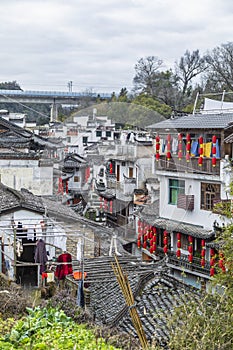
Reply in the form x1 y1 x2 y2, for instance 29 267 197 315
137 236 141 248
177 240 181 249
186 133 191 162
152 243 156 253
210 257 215 267
201 249 206 257
176 249 181 258
212 135 217 144
178 133 183 160
177 232 181 240
188 236 193 244
188 245 193 254
155 135 160 161
143 241 147 249
198 136 204 166
167 134 172 160
163 230 168 254
212 135 217 167
210 267 215 277
201 258 205 267
210 248 215 256
188 255 193 263
176 232 181 259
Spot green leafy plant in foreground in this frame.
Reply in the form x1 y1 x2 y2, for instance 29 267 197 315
0 307 120 350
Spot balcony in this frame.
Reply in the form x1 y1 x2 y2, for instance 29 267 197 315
156 247 210 276
156 155 220 175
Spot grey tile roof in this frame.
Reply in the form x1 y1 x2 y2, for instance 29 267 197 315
0 184 45 214
138 215 214 239
83 256 200 348
147 113 233 130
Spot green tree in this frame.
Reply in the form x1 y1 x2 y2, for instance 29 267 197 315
168 219 233 349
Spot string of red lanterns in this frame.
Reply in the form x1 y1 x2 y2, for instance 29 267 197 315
176 232 181 259
166 134 171 160
210 248 216 276
188 235 193 263
178 133 183 160
163 230 168 254
201 239 206 268
212 135 217 167
198 136 204 166
155 135 160 161
186 133 191 162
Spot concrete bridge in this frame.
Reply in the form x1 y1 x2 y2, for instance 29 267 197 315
0 89 111 121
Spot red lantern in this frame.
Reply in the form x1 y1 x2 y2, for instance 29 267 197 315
143 241 147 249
210 248 215 256
201 258 205 268
178 133 183 160
212 157 217 167
201 249 206 257
188 245 193 254
177 240 181 249
186 133 191 162
150 246 153 254
198 136 204 166
210 258 215 267
201 239 205 247
188 236 193 244
210 267 215 277
167 134 172 160
152 243 156 253
188 254 193 263
212 135 217 167
137 238 141 249
176 249 181 258
177 232 181 240
163 230 168 254
212 135 217 144
155 135 160 161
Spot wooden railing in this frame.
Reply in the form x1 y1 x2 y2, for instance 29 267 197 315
156 246 210 276
156 155 220 175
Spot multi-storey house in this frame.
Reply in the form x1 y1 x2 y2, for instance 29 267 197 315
136 109 233 288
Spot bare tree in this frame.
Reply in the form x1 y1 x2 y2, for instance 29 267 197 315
205 42 233 91
175 50 206 95
133 56 163 95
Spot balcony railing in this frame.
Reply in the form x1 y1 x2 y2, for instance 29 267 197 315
156 155 220 175
156 246 210 275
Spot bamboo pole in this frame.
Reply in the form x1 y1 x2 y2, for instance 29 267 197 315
111 255 148 349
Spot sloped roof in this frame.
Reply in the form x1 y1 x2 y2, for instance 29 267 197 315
84 256 200 348
147 113 233 130
0 184 45 214
138 215 214 239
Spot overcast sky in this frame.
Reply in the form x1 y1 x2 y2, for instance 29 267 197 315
1 0 233 93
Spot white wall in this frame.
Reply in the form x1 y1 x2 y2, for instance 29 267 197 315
158 175 229 230
0 159 53 195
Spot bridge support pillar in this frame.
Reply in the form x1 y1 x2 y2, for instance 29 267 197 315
50 102 58 122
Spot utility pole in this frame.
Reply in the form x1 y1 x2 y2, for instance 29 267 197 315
68 81 73 92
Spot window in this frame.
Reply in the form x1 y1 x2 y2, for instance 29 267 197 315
96 130 102 137
82 136 88 144
106 131 111 137
74 176 80 182
169 179 185 205
201 183 220 210
129 167 133 178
